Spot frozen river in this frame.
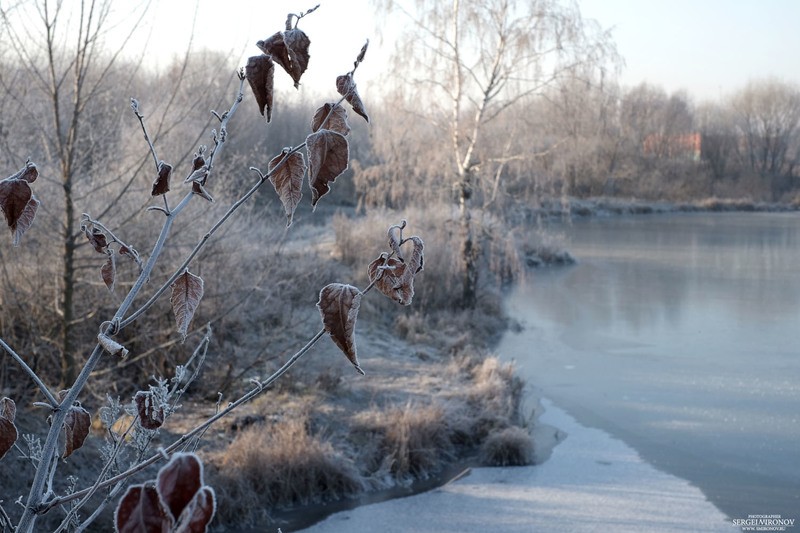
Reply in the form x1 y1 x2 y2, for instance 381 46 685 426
499 212 800 520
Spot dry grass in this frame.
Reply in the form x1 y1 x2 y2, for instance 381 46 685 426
209 415 365 527
351 402 455 481
479 426 535 466
332 206 520 349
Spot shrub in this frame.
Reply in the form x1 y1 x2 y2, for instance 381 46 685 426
479 426 535 466
210 416 365 526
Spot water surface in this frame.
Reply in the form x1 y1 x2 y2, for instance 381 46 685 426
499 212 800 519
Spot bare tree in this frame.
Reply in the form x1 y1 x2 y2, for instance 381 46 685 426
0 1 233 387
377 0 615 307
730 79 800 199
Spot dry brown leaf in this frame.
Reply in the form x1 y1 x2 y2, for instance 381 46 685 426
268 149 306 227
63 405 91 459
174 486 216 533
336 73 370 123
368 256 414 306
8 161 38 183
306 129 349 208
0 397 16 422
191 182 214 202
369 232 424 306
12 196 39 247
0 418 18 461
83 226 108 254
115 484 172 533
0 397 17 460
157 453 204 521
245 55 275 122
171 271 204 341
135 390 165 430
405 236 425 274
311 103 351 136
317 283 364 375
98 332 129 359
0 178 32 233
257 30 310 88
151 161 172 196
101 254 116 292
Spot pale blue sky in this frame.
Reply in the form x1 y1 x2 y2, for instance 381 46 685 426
579 0 800 101
112 0 800 103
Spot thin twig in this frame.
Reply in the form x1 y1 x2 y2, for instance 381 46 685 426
130 98 160 172
44 264 387 512
0 338 58 408
120 143 307 329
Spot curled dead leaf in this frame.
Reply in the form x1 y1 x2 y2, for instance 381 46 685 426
317 283 364 375
101 253 116 292
0 397 16 422
0 397 18 461
0 177 32 232
8 161 38 184
245 55 275 122
83 226 108 254
135 390 165 430
12 196 39 247
152 161 172 196
257 29 310 88
268 149 306 227
336 73 369 123
306 129 349 208
98 332 129 359
311 103 351 136
63 405 91 458
369 225 425 306
191 182 214 202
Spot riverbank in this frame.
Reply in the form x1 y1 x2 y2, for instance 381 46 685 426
300 397 731 533
522 195 800 221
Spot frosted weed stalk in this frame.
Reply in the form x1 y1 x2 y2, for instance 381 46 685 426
0 6 425 532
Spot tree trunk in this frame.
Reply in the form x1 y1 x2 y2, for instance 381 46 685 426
60 179 78 386
458 171 478 309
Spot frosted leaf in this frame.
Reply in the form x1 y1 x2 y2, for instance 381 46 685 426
317 283 364 375
306 129 349 208
268 149 306 227
135 390 164 430
171 271 204 341
152 161 172 196
11 196 38 247
157 453 204 521
98 332 128 358
0 397 17 461
115 484 172 533
101 253 116 292
336 73 369 123
311 103 351 136
257 29 310 88
62 405 91 459
245 55 275 122
174 486 216 533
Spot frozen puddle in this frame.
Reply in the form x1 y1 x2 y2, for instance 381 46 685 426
300 399 731 532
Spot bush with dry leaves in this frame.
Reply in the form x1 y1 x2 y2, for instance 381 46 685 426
0 6 425 533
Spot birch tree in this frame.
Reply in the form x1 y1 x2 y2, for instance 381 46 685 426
379 0 616 308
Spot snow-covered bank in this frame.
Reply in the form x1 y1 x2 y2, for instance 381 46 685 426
300 398 731 533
